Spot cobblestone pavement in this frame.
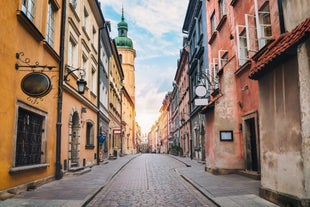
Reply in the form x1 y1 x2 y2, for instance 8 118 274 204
86 154 216 207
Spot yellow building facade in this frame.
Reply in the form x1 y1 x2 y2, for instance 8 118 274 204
0 0 62 194
108 40 124 157
61 0 103 171
114 10 136 154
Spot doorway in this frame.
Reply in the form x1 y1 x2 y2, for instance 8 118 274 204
70 112 80 167
243 113 260 172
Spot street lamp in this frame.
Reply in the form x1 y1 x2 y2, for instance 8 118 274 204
64 65 87 94
76 79 87 94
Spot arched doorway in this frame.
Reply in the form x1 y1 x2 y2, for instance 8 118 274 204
70 111 80 168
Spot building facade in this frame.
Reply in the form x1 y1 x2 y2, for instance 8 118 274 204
182 0 208 161
174 40 190 157
114 9 136 155
159 93 170 154
98 19 112 162
108 40 124 158
249 1 310 206
61 0 103 171
0 0 62 195
202 0 272 174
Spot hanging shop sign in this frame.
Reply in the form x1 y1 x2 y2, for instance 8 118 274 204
21 72 52 98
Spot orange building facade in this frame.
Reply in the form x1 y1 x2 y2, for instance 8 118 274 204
0 0 62 195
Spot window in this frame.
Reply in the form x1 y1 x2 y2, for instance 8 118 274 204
83 7 89 31
68 37 77 67
70 0 77 9
211 58 219 90
92 26 97 46
219 0 226 18
198 16 203 35
91 66 96 93
191 31 196 56
22 0 35 22
218 50 228 69
211 12 216 34
236 25 249 66
257 2 272 49
46 1 55 47
15 107 46 167
86 122 94 147
82 54 88 80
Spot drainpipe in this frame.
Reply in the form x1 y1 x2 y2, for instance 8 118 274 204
55 0 67 180
120 86 123 156
277 0 286 34
96 29 101 165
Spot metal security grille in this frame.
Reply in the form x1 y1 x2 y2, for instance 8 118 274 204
16 108 43 166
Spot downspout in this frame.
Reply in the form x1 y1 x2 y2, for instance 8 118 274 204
96 27 101 165
97 22 106 165
55 0 66 180
277 0 286 34
120 86 123 156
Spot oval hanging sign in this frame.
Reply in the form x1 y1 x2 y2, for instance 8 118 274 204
21 72 52 98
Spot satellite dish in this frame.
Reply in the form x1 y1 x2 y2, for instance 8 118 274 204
195 85 207 97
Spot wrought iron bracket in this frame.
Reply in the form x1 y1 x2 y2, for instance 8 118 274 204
64 65 85 81
15 52 57 71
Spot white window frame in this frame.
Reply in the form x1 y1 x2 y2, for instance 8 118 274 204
218 50 228 69
211 12 217 34
236 25 249 66
22 0 35 22
91 66 97 93
68 36 78 68
245 14 258 53
254 0 272 49
82 53 88 80
46 1 55 47
83 7 89 32
220 0 226 18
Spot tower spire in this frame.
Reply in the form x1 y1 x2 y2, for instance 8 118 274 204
121 5 124 21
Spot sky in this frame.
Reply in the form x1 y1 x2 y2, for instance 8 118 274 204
99 0 189 134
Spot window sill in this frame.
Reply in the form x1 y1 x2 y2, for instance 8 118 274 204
216 15 227 32
235 60 252 76
230 0 239 6
10 163 49 174
82 26 90 41
85 145 95 149
91 43 98 54
70 3 80 22
43 41 60 62
16 10 44 42
211 88 220 97
208 32 217 45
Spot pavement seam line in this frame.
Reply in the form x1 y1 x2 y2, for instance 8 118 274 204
81 154 140 207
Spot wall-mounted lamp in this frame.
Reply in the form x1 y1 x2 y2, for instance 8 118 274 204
64 65 87 94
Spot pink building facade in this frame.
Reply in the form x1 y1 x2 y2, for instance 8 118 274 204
202 0 281 174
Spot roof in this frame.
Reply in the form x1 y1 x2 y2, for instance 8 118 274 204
249 17 310 80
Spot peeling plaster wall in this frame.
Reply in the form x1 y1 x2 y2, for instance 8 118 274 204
259 54 305 198
213 62 244 170
282 0 310 31
298 39 310 198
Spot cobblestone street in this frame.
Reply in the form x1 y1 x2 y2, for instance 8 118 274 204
86 154 215 207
